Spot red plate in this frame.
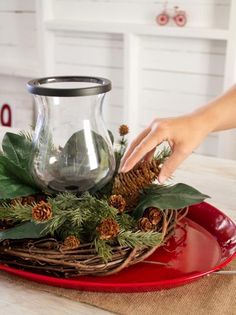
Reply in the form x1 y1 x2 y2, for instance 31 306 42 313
0 202 235 292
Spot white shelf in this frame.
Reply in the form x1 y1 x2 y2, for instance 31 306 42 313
0 61 39 78
45 19 229 41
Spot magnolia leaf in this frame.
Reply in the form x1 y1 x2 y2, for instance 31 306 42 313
0 132 40 199
0 221 48 240
0 156 36 187
2 132 33 167
59 130 110 167
0 164 39 199
133 183 209 219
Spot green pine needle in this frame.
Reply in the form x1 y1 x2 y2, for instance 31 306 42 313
117 230 162 248
154 146 172 164
116 213 136 230
0 201 34 222
94 238 113 262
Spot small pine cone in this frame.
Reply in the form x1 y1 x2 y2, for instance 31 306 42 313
144 207 162 225
119 124 129 136
138 217 155 232
97 217 120 240
109 194 126 213
32 201 52 222
61 235 80 250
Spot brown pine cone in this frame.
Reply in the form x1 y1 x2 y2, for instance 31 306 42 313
112 159 162 211
119 124 129 136
144 207 162 225
109 194 126 213
138 217 155 232
32 201 52 222
97 217 120 240
61 235 80 250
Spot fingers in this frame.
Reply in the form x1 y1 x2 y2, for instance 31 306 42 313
119 127 151 170
144 147 156 162
158 147 189 184
120 130 165 172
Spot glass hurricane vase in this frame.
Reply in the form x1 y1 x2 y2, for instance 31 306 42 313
27 76 115 193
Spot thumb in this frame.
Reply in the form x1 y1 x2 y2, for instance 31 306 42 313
158 148 189 184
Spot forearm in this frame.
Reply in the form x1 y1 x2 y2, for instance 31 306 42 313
193 84 236 133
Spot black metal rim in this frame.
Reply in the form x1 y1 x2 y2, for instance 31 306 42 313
27 76 112 97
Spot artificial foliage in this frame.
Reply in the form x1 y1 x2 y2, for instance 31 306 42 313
0 126 209 277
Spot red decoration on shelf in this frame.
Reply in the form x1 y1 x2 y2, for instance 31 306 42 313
156 5 187 27
1 104 12 127
173 6 187 27
156 10 169 26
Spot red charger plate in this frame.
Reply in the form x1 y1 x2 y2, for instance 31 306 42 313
0 202 235 292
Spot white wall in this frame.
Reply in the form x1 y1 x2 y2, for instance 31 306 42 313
54 0 230 28
0 0 37 131
54 32 124 136
1 0 236 158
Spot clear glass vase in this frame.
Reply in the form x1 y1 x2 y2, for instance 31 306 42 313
27 76 115 193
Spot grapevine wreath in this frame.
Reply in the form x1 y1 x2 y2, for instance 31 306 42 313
0 125 208 277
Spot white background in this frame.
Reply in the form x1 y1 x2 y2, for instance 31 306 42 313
0 0 236 158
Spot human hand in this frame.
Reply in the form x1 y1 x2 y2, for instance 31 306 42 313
119 114 211 183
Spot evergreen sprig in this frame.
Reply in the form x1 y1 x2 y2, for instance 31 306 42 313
94 238 113 262
116 213 136 231
154 145 172 164
0 201 34 222
43 193 118 240
117 230 162 248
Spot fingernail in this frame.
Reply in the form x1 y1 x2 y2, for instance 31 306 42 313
158 175 167 184
120 167 126 173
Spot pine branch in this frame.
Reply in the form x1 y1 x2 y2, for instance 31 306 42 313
55 222 83 241
116 213 136 231
43 193 117 238
47 192 81 212
117 230 162 248
0 202 34 222
154 146 172 164
94 238 113 262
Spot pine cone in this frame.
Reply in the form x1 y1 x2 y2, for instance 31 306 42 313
97 217 120 240
109 195 126 213
61 235 80 250
144 207 162 225
11 196 36 206
32 201 52 222
112 159 161 211
138 217 155 232
119 124 129 136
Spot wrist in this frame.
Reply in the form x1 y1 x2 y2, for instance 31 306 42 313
189 109 215 138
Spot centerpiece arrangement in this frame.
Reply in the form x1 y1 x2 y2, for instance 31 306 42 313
0 76 208 278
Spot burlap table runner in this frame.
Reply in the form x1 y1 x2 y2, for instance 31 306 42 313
0 258 235 315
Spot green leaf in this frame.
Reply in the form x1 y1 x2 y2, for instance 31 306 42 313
2 132 33 167
0 156 36 187
133 183 209 219
0 221 48 240
0 163 39 199
0 132 40 199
